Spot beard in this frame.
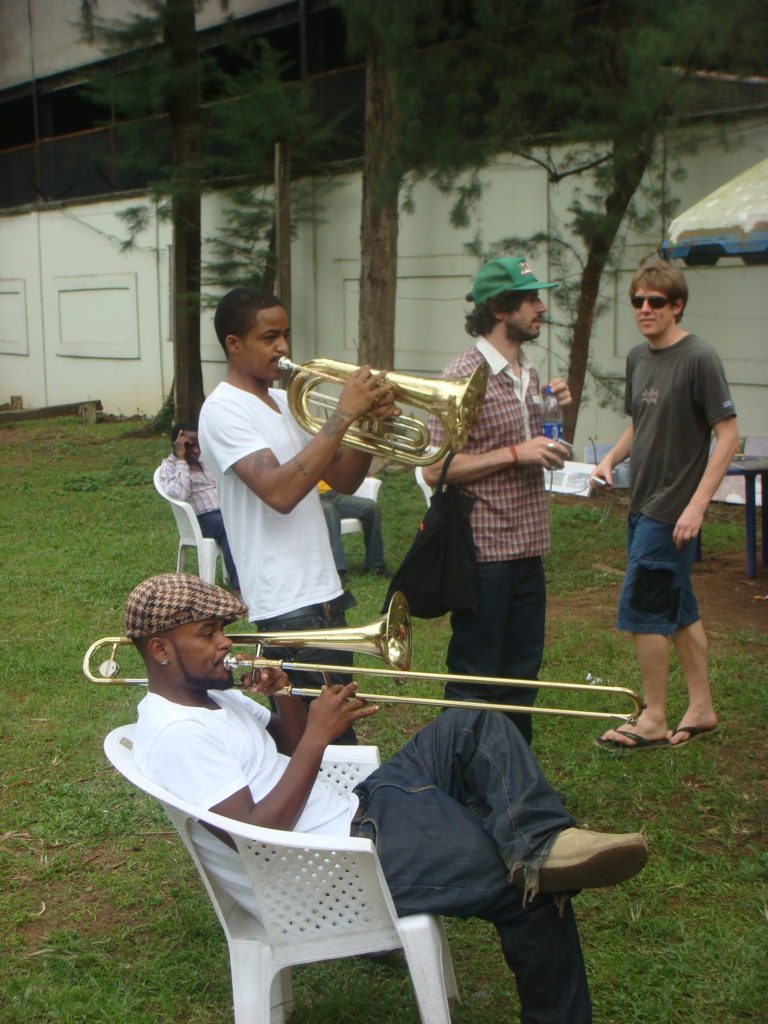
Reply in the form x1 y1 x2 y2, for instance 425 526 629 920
171 642 234 692
505 319 541 344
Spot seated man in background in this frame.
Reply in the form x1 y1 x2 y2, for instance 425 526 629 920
128 572 649 1024
318 479 390 581
158 423 240 592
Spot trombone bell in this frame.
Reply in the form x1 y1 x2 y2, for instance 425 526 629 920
278 356 488 466
228 590 412 671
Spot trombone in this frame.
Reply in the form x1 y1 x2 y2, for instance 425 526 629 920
83 594 643 723
278 356 488 466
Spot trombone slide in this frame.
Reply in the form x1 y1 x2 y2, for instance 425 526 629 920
224 655 644 723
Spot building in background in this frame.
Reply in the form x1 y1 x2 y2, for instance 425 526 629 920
1 0 766 455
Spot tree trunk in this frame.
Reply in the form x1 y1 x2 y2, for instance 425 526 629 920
358 42 399 370
165 0 204 422
563 142 651 441
274 141 292 315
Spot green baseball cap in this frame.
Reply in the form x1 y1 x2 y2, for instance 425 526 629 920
470 257 558 304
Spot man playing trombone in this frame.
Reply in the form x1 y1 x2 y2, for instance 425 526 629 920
199 287 396 742
127 573 649 1024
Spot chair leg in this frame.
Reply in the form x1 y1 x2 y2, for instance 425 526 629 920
197 541 218 584
228 939 280 1024
435 916 458 1000
398 914 455 1024
218 545 231 586
271 968 293 1024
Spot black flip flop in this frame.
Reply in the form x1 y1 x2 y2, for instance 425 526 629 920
594 730 671 753
669 725 718 748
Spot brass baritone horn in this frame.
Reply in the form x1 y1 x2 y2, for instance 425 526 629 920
82 592 412 684
277 356 488 466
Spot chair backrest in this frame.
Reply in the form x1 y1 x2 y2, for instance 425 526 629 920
414 467 432 508
355 477 382 502
153 466 206 547
340 476 383 535
153 466 227 583
103 726 403 956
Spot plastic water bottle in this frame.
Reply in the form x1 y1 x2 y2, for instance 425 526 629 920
541 385 564 443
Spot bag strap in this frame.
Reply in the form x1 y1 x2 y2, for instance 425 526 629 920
436 451 457 492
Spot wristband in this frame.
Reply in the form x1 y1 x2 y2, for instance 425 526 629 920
508 445 518 465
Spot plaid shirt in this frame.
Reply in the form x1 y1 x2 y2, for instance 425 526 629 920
158 455 221 516
428 341 550 562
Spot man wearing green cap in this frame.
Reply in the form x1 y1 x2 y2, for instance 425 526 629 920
423 257 572 744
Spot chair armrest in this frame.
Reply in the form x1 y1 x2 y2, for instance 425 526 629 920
319 744 380 794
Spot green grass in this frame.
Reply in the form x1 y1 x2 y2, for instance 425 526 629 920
1 417 766 1024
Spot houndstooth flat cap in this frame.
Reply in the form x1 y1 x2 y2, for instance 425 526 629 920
124 573 246 640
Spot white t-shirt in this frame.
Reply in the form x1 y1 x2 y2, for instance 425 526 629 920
133 690 358 917
198 382 341 621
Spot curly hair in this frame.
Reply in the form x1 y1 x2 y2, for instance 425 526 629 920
465 290 527 337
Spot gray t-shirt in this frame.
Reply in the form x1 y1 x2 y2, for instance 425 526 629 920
625 333 736 524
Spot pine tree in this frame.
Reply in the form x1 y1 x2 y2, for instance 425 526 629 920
81 0 208 421
81 2 335 418
338 0 767 433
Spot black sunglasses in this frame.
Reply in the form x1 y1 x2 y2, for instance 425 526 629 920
630 294 672 310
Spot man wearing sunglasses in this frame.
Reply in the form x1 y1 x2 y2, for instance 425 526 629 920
593 258 739 753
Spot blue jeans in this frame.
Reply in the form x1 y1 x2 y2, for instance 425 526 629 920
446 557 546 745
354 709 590 1023
617 514 700 635
196 510 239 590
320 490 385 572
257 598 357 744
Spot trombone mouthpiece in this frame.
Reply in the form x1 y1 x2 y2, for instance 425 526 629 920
223 654 247 671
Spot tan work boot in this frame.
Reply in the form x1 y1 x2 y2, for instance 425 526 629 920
529 828 649 893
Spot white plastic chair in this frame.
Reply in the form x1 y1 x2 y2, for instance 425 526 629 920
153 467 229 585
414 467 433 508
104 724 457 1024
339 476 383 536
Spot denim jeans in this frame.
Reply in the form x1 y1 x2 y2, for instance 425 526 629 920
196 509 239 590
354 709 590 1023
617 513 700 635
320 490 385 572
257 597 357 744
446 557 546 745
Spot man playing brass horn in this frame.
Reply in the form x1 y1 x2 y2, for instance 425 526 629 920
127 573 648 1024
199 287 396 742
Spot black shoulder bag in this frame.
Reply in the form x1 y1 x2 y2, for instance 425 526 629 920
383 453 479 619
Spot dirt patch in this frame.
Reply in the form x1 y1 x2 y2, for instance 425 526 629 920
689 550 768 635
14 838 171 951
551 549 768 637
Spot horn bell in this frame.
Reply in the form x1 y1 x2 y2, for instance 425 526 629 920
278 356 487 466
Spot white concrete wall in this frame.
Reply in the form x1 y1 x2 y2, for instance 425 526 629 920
1 199 169 414
1 124 766 451
0 0 281 91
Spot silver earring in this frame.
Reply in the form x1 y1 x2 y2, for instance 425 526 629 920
160 659 169 666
